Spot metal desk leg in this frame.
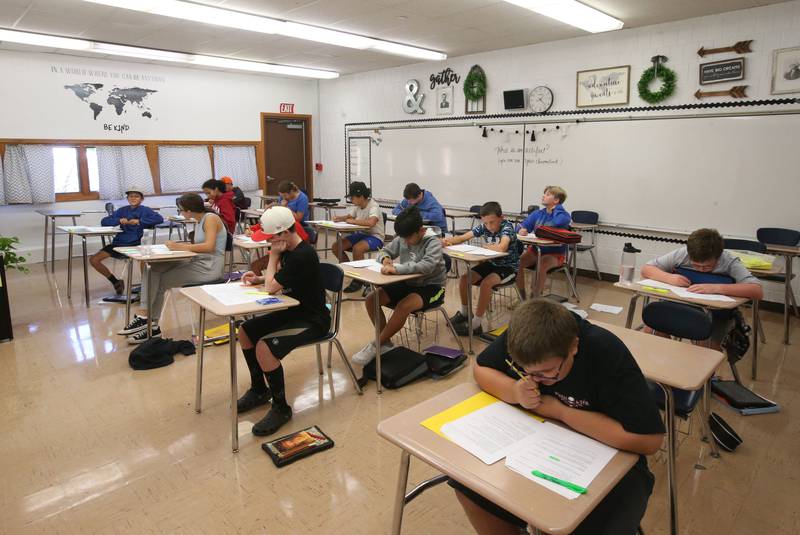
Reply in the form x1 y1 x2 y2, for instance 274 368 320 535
465 260 474 355
125 258 133 326
82 236 89 306
391 450 411 535
50 217 56 273
374 283 383 393
195 308 206 413
784 254 792 345
625 294 640 329
659 383 678 535
752 299 760 380
702 380 720 459
229 315 239 453
145 262 153 337
66 233 74 298
534 246 542 298
42 215 49 270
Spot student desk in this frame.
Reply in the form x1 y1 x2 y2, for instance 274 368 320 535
58 226 121 306
443 208 478 236
114 247 196 337
232 235 270 265
308 204 347 257
309 221 371 262
386 213 434 225
167 215 197 239
614 281 758 379
241 207 264 219
516 234 560 298
763 243 800 345
380 324 724 535
378 382 638 535
36 209 82 273
180 285 299 452
341 265 422 393
443 246 509 355
258 194 280 209
569 222 599 280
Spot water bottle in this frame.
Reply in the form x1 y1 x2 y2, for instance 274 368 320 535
619 242 641 284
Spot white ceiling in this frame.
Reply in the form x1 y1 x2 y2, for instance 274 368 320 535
0 0 790 74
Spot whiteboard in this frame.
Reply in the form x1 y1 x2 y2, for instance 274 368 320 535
363 124 526 213
348 113 800 236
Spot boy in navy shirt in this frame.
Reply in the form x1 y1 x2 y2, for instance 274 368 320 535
391 182 447 233
452 299 664 535
443 201 518 336
90 188 163 294
517 185 571 298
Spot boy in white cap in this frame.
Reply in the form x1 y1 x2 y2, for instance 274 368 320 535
235 206 331 436
91 187 163 294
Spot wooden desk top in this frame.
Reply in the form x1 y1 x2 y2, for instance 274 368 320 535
259 194 280 200
168 216 197 223
180 285 299 317
377 382 637 535
309 202 347 209
242 208 265 218
614 281 746 310
765 243 800 256
594 321 724 390
57 226 122 236
341 265 422 286
444 209 479 218
570 223 598 231
443 245 509 263
516 234 557 246
233 236 271 250
113 247 196 262
309 221 370 231
36 209 83 217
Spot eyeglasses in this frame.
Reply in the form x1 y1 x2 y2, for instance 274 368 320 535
508 358 565 381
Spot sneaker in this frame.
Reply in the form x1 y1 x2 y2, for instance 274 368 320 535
113 279 125 295
252 405 293 437
343 280 364 293
455 322 483 337
118 315 148 335
449 311 469 325
237 388 271 413
352 341 395 366
127 326 161 345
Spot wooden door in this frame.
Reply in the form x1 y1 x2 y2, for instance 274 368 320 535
263 118 308 195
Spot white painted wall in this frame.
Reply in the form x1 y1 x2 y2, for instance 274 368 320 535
317 0 800 304
0 49 319 264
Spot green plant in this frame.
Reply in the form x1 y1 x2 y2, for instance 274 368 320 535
0 236 29 273
464 65 487 102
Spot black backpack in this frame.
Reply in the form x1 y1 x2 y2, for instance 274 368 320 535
360 346 430 389
721 309 751 365
129 338 196 370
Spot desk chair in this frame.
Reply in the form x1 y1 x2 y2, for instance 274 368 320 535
756 227 799 317
571 210 602 280
526 204 538 214
449 204 481 236
100 202 115 248
487 275 523 330
723 238 768 342
152 198 184 243
641 301 720 464
523 246 580 302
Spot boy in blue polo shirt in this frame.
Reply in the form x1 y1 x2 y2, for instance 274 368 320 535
392 182 447 233
443 201 519 336
517 185 571 299
90 188 163 294
276 180 315 242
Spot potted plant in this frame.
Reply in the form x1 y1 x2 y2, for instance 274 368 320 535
0 236 27 342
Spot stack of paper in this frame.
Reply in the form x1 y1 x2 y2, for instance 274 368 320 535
202 283 268 306
342 259 380 268
447 244 500 256
637 278 735 302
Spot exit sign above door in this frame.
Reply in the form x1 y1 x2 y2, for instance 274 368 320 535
279 103 295 113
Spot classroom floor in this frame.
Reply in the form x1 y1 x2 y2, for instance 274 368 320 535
1 259 798 535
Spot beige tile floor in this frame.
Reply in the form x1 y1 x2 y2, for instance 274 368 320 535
1 260 798 534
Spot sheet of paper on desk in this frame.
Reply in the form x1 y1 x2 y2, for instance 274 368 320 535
440 401 544 465
148 244 173 255
447 244 478 252
202 283 262 306
60 226 91 232
234 235 254 243
505 424 617 500
342 259 380 268
589 303 623 314
637 279 735 302
469 247 501 256
366 264 384 273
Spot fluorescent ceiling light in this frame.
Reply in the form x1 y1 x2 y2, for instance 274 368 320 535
0 28 338 79
83 0 446 60
504 0 623 33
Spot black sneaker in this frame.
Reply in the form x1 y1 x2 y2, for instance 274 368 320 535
252 405 293 436
237 388 271 413
127 325 161 345
118 315 148 335
455 322 482 337
113 279 125 295
343 280 364 293
449 311 469 324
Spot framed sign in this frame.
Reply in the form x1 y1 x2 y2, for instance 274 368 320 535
576 65 630 107
771 46 800 95
436 86 454 115
700 58 745 85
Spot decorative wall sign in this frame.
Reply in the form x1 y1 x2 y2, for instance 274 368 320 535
402 79 425 114
697 40 753 57
429 67 460 89
700 58 745 85
576 65 630 107
464 65 487 115
529 86 554 113
694 85 748 99
436 86 454 115
771 46 800 95
638 55 676 104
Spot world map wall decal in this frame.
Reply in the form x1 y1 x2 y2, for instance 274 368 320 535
64 83 157 120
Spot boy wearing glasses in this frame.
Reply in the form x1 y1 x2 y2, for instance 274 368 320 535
451 299 665 535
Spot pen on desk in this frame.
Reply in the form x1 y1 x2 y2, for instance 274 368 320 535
531 470 587 494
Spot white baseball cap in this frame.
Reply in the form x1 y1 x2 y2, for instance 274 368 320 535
257 206 295 239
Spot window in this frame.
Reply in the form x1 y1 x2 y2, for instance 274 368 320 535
86 147 100 192
53 147 80 194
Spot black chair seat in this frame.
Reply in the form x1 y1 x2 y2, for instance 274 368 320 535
648 382 703 419
576 244 594 252
755 273 794 283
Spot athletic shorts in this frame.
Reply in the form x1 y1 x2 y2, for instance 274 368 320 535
470 262 516 285
240 310 328 359
382 281 445 311
524 249 566 266
99 243 130 260
345 232 383 251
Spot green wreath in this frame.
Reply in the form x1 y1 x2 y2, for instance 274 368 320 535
638 65 677 104
464 66 487 102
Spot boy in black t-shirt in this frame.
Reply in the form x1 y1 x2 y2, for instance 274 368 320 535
451 299 665 535
235 206 331 437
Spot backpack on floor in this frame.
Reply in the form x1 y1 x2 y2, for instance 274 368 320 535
360 346 430 389
424 346 467 379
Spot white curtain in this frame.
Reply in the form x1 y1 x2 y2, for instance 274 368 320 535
97 145 154 200
2 145 55 204
158 146 212 193
213 145 259 191
0 154 4 205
